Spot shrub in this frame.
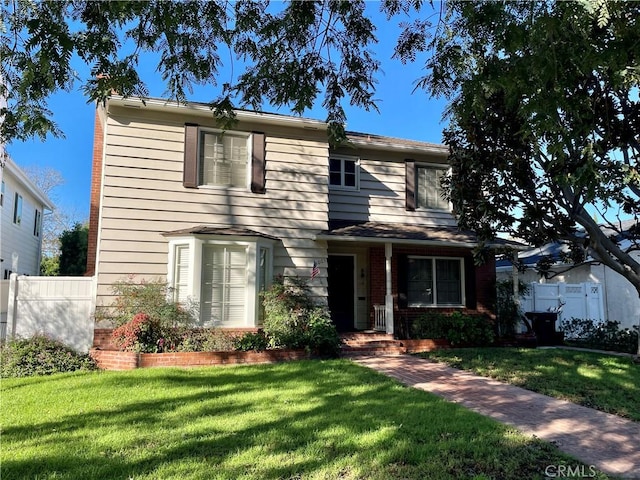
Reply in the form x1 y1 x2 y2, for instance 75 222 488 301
99 278 199 352
261 276 340 356
495 279 530 337
304 307 342 357
411 311 495 346
177 328 236 352
96 277 198 329
234 331 269 352
0 334 97 378
560 318 638 354
111 313 162 353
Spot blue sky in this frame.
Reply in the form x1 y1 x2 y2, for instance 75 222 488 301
6 3 447 222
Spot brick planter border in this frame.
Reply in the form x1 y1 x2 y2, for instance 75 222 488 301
90 348 310 371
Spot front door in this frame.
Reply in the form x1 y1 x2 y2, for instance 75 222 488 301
328 255 355 332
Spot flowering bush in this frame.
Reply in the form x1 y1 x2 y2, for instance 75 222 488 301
100 277 200 352
95 277 198 328
111 313 162 352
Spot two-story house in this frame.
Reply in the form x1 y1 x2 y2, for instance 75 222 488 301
1 156 52 278
87 96 496 335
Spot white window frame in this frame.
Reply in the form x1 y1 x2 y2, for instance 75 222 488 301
13 193 22 225
416 163 450 211
167 236 275 327
407 255 465 308
1 180 4 207
198 129 252 190
33 209 42 237
329 155 360 190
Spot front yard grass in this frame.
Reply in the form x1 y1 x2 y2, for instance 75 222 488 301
420 347 639 421
0 360 609 480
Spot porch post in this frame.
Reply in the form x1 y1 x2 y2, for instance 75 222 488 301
385 242 394 335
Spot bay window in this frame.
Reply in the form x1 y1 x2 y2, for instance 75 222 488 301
167 235 274 327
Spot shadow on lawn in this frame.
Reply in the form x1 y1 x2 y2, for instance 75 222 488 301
2 360 606 480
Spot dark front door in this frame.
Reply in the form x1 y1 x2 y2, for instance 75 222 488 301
328 255 355 332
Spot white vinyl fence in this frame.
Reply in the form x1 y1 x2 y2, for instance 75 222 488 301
0 280 10 340
4 274 95 352
520 282 605 328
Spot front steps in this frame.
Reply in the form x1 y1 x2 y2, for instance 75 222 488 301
340 332 407 357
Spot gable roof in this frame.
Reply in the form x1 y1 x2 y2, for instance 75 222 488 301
2 157 53 211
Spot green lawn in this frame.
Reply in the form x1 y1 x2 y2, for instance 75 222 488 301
420 347 640 421
0 360 609 480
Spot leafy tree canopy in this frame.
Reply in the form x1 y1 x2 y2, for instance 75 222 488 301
58 222 88 276
408 2 640 279
399 0 640 354
1 0 385 144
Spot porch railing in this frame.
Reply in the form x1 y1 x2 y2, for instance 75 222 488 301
373 304 386 331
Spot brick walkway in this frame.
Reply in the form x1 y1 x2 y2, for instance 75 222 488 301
353 355 640 479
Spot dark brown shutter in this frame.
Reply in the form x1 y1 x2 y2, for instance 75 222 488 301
405 159 416 211
464 256 477 309
397 254 409 309
251 131 266 194
183 123 199 188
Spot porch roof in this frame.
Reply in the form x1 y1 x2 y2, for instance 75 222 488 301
318 221 522 249
162 225 279 240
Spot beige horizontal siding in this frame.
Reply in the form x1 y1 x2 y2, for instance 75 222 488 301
329 157 457 227
99 239 168 253
96 108 330 308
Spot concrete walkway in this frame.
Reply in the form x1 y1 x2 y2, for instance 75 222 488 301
353 355 640 479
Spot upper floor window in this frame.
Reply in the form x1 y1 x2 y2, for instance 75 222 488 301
13 193 22 225
183 124 265 193
416 165 449 210
199 130 250 188
329 156 359 190
34 209 42 237
407 256 464 307
1 180 5 207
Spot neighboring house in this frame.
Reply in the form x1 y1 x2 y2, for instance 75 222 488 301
496 222 640 330
87 96 500 335
0 155 53 338
0 156 53 278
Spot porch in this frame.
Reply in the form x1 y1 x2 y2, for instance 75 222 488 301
320 221 495 336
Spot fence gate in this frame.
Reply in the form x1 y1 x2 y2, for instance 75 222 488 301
6 274 96 352
520 282 605 325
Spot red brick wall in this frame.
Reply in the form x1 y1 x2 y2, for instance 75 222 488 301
89 349 138 370
138 350 309 368
88 348 309 370
86 108 104 276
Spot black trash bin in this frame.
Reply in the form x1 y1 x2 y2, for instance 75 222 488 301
525 312 559 346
